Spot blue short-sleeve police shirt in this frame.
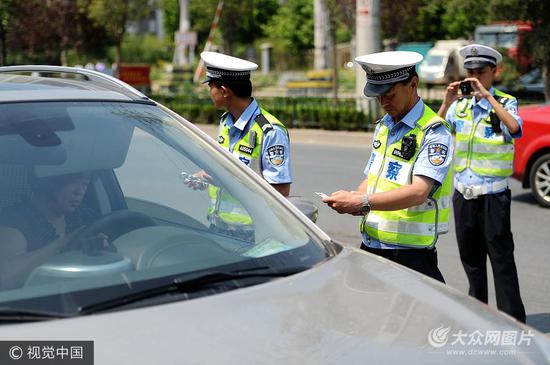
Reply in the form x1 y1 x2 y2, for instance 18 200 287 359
223 99 292 184
445 87 523 141
362 98 453 249
445 87 523 194
364 98 454 185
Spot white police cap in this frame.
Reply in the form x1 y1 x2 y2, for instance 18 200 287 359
200 51 258 84
355 51 423 97
459 44 502 69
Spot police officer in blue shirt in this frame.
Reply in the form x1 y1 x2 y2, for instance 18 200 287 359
187 52 292 196
182 52 291 241
323 51 453 282
438 44 525 322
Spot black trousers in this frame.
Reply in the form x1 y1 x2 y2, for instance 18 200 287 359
453 189 526 322
360 244 445 283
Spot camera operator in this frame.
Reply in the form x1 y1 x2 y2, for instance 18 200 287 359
438 44 525 322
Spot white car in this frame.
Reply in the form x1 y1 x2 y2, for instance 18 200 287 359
0 66 547 365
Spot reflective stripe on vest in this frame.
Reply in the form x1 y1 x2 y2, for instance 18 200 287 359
361 105 452 248
208 108 287 227
454 89 515 177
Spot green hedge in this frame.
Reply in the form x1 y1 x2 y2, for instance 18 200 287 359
152 95 376 131
152 95 472 131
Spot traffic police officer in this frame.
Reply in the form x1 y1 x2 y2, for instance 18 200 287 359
186 52 291 239
438 44 526 322
323 51 453 282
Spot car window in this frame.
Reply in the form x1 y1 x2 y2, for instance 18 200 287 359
423 55 445 67
0 101 329 315
475 32 498 48
497 32 518 48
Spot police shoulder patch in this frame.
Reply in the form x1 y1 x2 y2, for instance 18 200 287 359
267 145 285 166
428 143 448 166
217 135 225 144
373 140 381 149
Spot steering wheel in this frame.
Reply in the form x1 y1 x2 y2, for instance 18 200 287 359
64 210 157 252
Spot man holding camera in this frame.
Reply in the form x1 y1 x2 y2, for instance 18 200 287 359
438 44 525 322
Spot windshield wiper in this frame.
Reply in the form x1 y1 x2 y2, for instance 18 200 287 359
0 307 66 323
78 266 307 315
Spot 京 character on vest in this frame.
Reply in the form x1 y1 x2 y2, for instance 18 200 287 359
323 51 453 283
182 52 292 239
438 44 526 322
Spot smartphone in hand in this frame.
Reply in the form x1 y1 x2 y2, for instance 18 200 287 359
315 192 329 199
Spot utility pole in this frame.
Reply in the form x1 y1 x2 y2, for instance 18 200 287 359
314 0 332 70
356 0 380 119
173 0 197 67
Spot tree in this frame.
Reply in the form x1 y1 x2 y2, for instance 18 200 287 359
0 0 13 65
4 0 110 65
380 0 423 42
263 0 314 65
413 0 447 41
325 0 354 43
161 0 279 58
6 0 83 65
523 1 550 100
188 0 278 55
441 0 490 39
79 0 153 69
160 0 180 38
489 0 550 100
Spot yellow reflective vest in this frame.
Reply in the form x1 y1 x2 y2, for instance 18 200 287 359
361 105 453 248
453 89 515 177
208 108 287 227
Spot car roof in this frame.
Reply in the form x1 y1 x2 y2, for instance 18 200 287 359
0 88 134 103
0 66 150 103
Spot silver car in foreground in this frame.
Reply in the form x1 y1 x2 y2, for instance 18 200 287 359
0 67 547 365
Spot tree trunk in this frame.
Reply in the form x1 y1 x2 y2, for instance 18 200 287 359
332 38 338 100
543 63 550 102
0 24 5 66
60 49 67 66
114 42 122 78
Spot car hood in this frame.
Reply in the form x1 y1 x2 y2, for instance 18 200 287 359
2 247 549 365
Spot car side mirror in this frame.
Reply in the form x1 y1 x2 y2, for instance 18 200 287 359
287 196 319 223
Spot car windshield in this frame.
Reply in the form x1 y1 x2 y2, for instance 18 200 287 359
475 32 498 48
518 68 542 85
0 100 329 316
497 32 518 48
423 55 445 67
475 31 518 49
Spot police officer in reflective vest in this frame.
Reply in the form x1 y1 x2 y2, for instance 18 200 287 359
187 52 291 237
323 51 453 282
438 44 525 322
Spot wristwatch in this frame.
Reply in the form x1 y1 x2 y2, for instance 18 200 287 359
361 194 371 215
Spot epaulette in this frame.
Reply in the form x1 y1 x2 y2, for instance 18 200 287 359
254 114 274 133
220 111 229 126
494 95 509 106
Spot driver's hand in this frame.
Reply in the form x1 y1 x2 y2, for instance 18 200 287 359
181 170 212 191
82 233 111 254
54 226 85 251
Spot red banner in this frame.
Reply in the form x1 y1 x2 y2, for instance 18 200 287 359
118 65 151 88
